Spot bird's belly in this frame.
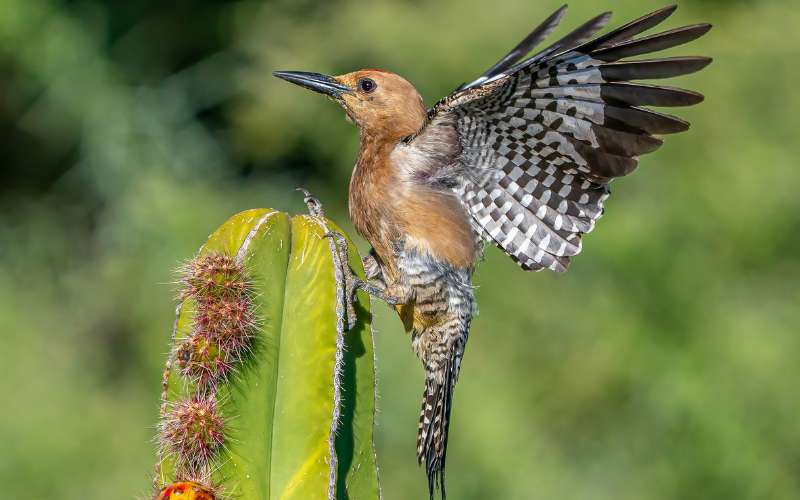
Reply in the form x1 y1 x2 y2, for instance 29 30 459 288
394 249 474 333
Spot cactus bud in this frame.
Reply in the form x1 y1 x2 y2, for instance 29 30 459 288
157 481 216 500
160 396 225 472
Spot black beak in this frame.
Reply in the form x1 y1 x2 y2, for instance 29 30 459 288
273 71 352 98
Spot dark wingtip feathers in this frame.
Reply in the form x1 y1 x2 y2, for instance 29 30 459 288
539 10 613 58
585 4 679 51
599 83 705 107
593 23 713 61
472 4 569 85
600 56 713 82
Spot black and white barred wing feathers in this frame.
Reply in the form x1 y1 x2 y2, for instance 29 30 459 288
422 5 711 272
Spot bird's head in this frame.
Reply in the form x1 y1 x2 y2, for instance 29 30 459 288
273 69 427 141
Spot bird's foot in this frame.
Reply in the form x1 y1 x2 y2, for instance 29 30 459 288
322 230 406 308
354 276 405 306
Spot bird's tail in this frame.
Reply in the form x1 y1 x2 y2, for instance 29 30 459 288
416 357 457 500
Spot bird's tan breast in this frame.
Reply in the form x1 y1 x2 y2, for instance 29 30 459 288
349 131 476 277
394 186 476 269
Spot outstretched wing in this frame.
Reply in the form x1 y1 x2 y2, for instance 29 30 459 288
418 5 711 272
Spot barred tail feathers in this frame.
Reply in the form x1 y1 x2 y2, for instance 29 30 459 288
416 356 458 500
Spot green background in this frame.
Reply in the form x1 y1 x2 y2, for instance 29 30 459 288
1 0 797 499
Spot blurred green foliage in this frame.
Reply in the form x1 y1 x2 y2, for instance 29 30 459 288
0 0 798 499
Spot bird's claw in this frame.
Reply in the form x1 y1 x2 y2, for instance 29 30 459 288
323 230 403 306
323 230 348 248
297 187 324 218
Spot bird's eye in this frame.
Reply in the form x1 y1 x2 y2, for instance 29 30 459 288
358 78 376 93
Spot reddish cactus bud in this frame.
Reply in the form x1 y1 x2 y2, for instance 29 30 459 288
156 481 215 500
181 254 251 300
195 295 255 354
160 396 225 471
175 336 234 387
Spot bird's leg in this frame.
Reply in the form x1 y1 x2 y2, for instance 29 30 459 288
355 271 413 308
356 274 413 306
361 248 385 284
362 249 414 306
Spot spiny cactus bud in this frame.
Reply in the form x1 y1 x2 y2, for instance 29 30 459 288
160 396 225 471
195 295 255 354
175 335 234 387
181 253 251 300
156 481 216 500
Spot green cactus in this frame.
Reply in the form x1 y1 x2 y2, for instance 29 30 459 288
153 207 381 500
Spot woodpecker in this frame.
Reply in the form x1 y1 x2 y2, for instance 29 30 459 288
275 5 710 498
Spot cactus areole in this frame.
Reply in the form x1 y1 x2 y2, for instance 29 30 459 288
153 208 381 500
